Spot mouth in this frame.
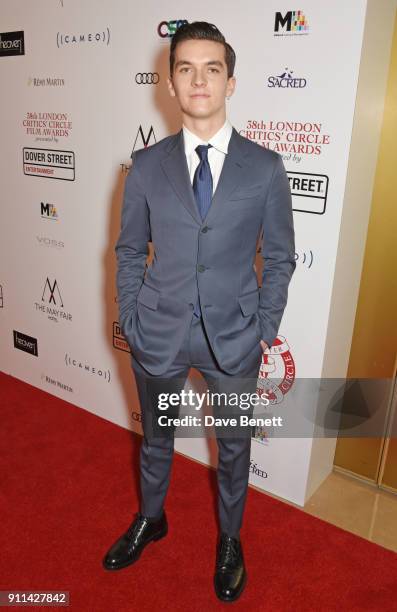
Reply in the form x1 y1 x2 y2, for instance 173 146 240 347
190 93 210 98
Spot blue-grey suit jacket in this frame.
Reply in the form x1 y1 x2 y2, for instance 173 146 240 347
115 127 296 375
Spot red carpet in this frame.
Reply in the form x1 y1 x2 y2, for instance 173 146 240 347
1 372 397 611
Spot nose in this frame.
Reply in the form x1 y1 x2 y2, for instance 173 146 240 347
192 68 207 87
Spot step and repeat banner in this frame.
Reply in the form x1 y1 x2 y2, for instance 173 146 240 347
0 0 368 505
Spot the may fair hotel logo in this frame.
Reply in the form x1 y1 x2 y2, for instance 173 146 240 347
23 112 72 144
240 120 330 163
35 277 72 324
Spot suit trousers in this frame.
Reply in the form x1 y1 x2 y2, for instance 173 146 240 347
130 311 263 538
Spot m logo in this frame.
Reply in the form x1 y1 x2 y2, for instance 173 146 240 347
274 11 309 34
42 277 64 307
41 202 59 220
132 125 156 151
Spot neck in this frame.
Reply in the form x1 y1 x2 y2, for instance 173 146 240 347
182 112 227 141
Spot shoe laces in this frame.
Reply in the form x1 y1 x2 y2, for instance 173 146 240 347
218 534 240 569
126 513 149 543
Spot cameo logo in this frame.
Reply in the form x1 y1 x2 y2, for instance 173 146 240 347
41 202 59 220
295 249 314 269
268 68 307 89
157 20 188 39
35 277 72 323
0 31 25 57
132 125 156 151
23 148 75 181
65 353 111 383
13 331 38 356
0 284 3 308
274 11 309 36
132 410 142 423
135 72 160 85
288 172 329 214
56 28 110 47
36 236 64 249
113 322 131 353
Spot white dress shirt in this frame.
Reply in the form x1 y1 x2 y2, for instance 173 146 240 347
182 119 233 194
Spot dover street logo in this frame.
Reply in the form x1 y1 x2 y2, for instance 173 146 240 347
0 31 25 57
113 321 130 353
23 147 75 181
288 172 329 214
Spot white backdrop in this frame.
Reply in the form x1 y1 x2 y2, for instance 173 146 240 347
0 0 371 505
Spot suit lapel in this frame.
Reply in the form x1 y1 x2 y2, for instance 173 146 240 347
160 130 202 226
160 127 250 226
204 128 248 224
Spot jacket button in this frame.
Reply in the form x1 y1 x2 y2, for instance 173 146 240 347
201 226 209 233
197 264 206 273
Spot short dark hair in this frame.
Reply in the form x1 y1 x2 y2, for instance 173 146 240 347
169 21 236 79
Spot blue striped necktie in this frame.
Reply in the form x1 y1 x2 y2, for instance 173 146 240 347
193 144 213 318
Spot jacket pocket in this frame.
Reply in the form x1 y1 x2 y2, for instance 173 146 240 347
229 187 263 201
238 289 259 316
137 282 160 310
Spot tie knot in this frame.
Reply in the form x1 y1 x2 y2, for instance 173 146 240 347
195 144 212 162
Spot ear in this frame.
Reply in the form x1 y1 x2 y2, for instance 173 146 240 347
167 76 176 98
226 75 236 98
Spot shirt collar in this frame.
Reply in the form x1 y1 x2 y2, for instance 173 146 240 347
182 119 232 157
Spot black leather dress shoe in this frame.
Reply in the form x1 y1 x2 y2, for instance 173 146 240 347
102 511 168 570
214 533 247 602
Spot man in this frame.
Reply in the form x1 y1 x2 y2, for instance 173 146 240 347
103 22 295 602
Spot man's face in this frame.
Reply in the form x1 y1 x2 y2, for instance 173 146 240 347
167 39 236 121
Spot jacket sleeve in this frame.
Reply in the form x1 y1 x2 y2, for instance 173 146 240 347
258 154 296 348
115 152 150 341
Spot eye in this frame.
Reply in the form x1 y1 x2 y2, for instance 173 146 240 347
208 68 220 73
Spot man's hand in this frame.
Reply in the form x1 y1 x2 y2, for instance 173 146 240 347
260 340 269 352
